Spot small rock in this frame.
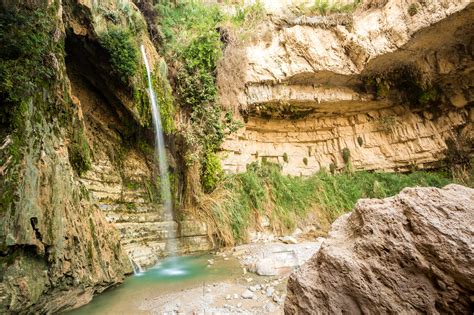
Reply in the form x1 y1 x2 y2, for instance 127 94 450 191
237 303 242 308
245 277 253 283
273 294 286 304
226 295 232 300
233 293 239 299
255 284 261 291
242 267 247 275
206 288 211 293
249 286 257 292
207 259 214 265
242 289 255 299
266 286 275 297
279 236 298 244
264 302 277 313
292 228 303 236
224 257 229 261
437 279 447 290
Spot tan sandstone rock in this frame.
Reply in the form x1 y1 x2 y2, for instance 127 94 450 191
285 184 474 314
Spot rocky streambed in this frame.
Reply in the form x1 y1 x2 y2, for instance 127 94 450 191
65 237 322 314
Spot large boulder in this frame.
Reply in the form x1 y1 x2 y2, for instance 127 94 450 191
285 184 474 314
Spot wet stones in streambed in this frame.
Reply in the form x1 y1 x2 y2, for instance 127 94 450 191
241 289 255 299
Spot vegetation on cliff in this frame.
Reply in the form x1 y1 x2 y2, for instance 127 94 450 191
0 4 68 212
94 1 175 132
197 161 463 245
0 2 131 312
153 1 243 193
98 28 139 84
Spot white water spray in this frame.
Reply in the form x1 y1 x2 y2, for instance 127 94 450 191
128 255 144 275
140 45 177 255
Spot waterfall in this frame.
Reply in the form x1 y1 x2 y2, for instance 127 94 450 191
128 255 144 275
140 45 177 255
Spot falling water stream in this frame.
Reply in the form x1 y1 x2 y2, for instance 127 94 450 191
140 45 177 256
65 47 225 314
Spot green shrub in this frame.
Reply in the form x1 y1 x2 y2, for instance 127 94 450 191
231 1 266 29
307 0 361 16
283 152 289 163
176 68 217 109
201 152 223 193
378 115 396 133
419 87 438 104
303 157 308 165
408 4 418 16
99 28 138 84
357 136 364 146
182 32 222 73
342 148 351 164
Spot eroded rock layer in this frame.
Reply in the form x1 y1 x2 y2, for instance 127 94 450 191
218 0 473 175
285 184 474 314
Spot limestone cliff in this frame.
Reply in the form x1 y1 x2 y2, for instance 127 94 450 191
218 0 473 175
0 1 132 313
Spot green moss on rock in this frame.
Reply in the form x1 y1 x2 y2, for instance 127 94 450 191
98 28 139 84
68 127 92 176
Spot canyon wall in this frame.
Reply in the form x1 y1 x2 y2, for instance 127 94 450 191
68 66 212 268
0 1 132 313
218 0 473 175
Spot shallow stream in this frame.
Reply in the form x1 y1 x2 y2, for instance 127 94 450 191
66 254 241 314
